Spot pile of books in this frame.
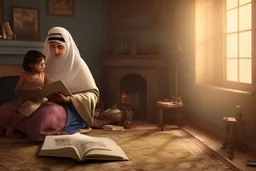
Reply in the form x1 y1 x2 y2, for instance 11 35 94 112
103 125 124 132
2 22 16 40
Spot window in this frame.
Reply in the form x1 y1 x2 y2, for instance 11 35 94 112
195 0 253 92
225 0 252 84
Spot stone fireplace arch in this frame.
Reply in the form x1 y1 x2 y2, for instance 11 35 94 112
101 55 168 122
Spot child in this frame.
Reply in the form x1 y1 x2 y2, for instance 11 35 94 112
5 50 48 137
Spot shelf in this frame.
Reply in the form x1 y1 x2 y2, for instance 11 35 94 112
101 54 166 67
102 55 160 58
0 40 44 56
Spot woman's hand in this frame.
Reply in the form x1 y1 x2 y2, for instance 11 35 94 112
49 93 71 103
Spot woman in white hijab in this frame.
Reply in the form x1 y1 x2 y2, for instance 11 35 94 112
0 27 99 141
43 26 99 134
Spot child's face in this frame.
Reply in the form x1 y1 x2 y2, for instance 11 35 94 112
30 59 45 73
49 42 67 58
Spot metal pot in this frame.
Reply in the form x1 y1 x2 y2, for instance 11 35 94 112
103 107 123 124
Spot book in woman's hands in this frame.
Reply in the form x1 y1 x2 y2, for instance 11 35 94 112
16 80 72 100
38 133 129 162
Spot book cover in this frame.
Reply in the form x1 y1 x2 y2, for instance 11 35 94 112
16 80 72 100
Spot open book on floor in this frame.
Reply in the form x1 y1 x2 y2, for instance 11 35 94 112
16 80 72 100
38 133 129 162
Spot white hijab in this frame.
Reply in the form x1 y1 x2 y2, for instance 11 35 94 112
43 27 98 93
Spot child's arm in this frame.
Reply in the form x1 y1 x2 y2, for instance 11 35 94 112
14 73 25 95
43 73 48 85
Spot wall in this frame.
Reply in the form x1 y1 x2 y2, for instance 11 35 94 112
102 0 180 102
1 0 107 90
0 40 44 76
176 0 256 149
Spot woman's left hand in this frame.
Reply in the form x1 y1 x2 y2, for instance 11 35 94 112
49 93 71 103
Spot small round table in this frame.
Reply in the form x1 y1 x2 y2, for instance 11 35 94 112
156 101 184 131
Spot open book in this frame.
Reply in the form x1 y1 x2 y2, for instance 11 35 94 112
16 80 72 100
38 133 129 162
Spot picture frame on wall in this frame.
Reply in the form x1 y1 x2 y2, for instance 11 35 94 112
108 0 161 30
12 6 40 41
47 0 74 17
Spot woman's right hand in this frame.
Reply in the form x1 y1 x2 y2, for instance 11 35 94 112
48 93 71 103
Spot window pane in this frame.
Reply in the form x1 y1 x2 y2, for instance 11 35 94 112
239 31 251 58
227 59 238 82
226 34 238 58
239 4 251 31
239 0 251 5
227 0 238 10
239 59 251 83
227 9 238 33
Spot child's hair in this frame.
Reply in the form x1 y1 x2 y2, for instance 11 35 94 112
22 50 46 72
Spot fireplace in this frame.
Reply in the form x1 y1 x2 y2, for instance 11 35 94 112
101 55 168 122
120 74 147 120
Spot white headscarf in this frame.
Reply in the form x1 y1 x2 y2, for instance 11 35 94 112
43 27 98 93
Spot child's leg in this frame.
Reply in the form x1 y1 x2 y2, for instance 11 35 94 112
0 126 6 137
5 112 25 137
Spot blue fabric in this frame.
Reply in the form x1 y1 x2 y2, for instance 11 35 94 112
62 103 86 134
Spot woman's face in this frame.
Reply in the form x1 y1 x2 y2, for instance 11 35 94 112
49 42 67 58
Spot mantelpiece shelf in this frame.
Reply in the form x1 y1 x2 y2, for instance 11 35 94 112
101 54 165 67
0 40 44 56
102 55 160 58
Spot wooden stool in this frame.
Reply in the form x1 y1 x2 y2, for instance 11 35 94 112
156 101 184 131
222 117 247 159
222 117 237 159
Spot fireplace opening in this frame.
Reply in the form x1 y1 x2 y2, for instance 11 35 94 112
120 74 147 121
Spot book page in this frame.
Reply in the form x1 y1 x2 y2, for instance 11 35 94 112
83 137 129 161
42 80 72 97
69 135 111 158
39 135 81 160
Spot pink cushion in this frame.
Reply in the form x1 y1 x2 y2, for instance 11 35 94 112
0 101 67 141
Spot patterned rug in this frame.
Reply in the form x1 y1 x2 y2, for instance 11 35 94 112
0 125 240 171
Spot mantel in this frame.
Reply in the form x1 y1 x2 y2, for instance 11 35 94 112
101 54 166 67
0 40 44 56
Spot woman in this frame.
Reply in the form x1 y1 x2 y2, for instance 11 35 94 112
0 27 99 141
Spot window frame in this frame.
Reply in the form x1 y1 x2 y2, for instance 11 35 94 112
195 0 255 93
223 0 254 92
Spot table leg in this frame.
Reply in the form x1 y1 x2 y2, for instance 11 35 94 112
222 124 228 149
227 123 235 159
158 107 164 131
177 108 181 128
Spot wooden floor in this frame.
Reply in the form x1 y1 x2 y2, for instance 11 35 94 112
183 123 256 171
133 119 256 170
